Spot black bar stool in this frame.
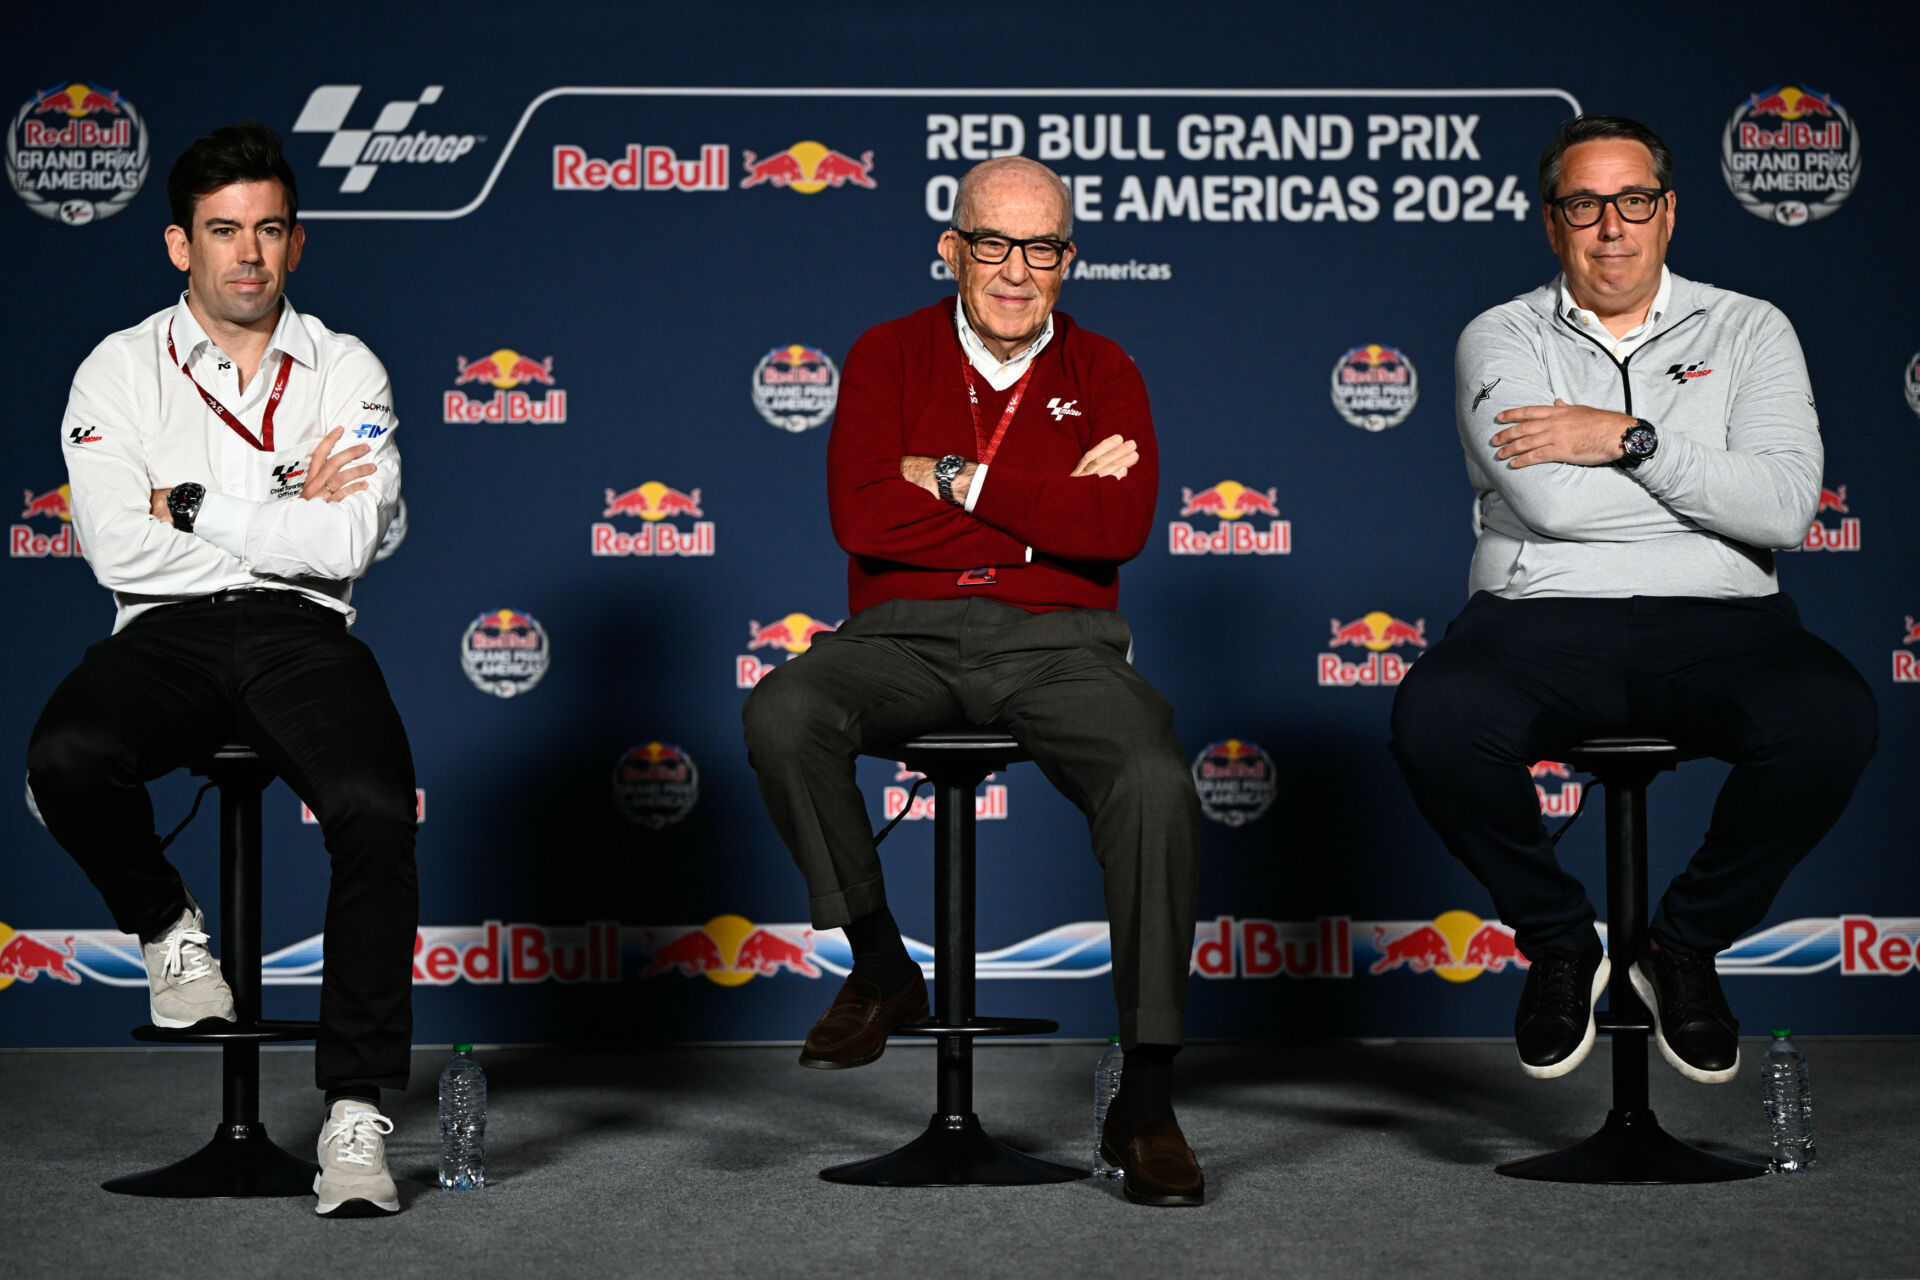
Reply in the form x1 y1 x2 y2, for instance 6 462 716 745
1498 734 1766 1184
821 730 1084 1187
104 744 321 1197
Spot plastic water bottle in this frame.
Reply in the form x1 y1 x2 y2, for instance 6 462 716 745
438 1043 487 1189
1761 1028 1816 1173
1091 1036 1124 1179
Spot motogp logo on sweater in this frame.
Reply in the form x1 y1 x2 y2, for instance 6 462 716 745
1665 361 1714 385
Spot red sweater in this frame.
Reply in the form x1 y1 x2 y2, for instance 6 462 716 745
827 300 1157 615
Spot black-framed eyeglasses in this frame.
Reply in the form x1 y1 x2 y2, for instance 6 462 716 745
949 227 1071 270
1548 187 1671 228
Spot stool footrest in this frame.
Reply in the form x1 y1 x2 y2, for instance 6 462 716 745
1596 1011 1653 1034
131 1019 321 1044
892 1017 1059 1039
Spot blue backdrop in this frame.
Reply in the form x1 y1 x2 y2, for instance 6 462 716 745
4 2 1915 1048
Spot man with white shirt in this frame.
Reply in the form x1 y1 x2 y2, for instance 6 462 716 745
26 124 414 1217
742 156 1204 1205
1389 116 1876 1087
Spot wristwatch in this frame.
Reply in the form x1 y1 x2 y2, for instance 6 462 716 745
167 481 206 532
1620 419 1658 470
934 454 968 505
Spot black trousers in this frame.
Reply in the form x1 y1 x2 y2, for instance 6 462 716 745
742 598 1202 1050
26 592 418 1093
1389 592 1877 959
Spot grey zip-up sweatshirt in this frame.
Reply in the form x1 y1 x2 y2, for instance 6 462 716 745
1454 271 1821 599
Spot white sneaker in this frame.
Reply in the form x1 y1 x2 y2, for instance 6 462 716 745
140 902 236 1028
314 1101 400 1216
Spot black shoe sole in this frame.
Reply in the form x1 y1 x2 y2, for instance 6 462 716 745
1099 1138 1205 1207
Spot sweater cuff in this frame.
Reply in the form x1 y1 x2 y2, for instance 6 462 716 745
1624 429 1683 494
963 462 988 512
193 491 258 560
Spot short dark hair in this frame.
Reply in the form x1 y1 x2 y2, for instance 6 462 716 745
1538 115 1674 203
166 122 299 235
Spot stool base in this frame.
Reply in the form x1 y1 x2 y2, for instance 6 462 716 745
820 1112 1085 1187
104 1122 318 1198
1496 1107 1768 1184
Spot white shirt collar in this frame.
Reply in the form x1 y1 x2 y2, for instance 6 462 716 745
1560 265 1672 341
953 298 1053 392
170 291 316 369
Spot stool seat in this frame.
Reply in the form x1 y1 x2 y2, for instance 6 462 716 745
1567 735 1685 761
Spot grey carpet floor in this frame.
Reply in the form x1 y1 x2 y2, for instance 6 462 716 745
1 1040 1914 1279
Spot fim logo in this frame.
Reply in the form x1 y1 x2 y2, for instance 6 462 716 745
12 484 81 558
1191 916 1353 979
752 343 840 433
1168 480 1291 556
0 922 81 989
412 921 620 986
1894 617 1920 684
739 142 875 192
1795 483 1859 552
883 761 1007 823
1319 611 1425 687
641 915 823 986
292 84 480 194
444 350 567 424
594 482 713 557
1369 911 1529 982
736 613 838 688
1530 760 1583 818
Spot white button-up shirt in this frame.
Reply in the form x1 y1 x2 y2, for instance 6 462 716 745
1561 266 1673 361
59 293 401 631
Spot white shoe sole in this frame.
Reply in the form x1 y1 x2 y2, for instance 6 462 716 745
313 1174 400 1216
1519 954 1610 1080
148 1004 237 1030
1629 959 1741 1084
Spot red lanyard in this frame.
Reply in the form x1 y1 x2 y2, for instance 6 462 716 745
960 350 1035 465
167 319 290 452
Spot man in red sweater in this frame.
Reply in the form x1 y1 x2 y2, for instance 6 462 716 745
743 157 1203 1206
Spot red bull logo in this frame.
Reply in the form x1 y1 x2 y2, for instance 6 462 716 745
1320 611 1425 687
553 142 728 192
1368 911 1529 982
0 924 81 989
1800 481 1860 552
444 350 567 424
593 482 714 558
883 775 1008 823
412 922 621 985
1739 85 1843 149
1169 480 1291 556
1895 616 1920 684
1191 916 1353 979
739 142 876 193
12 482 82 558
640 915 822 985
737 613 838 687
1530 760 1583 817
19 82 132 147
1838 916 1920 975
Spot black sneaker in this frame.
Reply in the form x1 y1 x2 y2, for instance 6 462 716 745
1630 946 1740 1083
1513 939 1609 1079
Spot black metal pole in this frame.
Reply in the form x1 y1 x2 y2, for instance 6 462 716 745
221 768 266 1127
1604 767 1652 1115
934 772 973 1119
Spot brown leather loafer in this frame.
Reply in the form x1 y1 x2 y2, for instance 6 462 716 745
1100 1113 1205 1206
797 976 930 1069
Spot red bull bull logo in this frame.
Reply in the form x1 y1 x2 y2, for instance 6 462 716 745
412 922 621 986
739 142 876 193
9 81 147 225
553 142 728 192
1894 616 1920 684
443 350 567 424
593 482 715 558
1168 480 1291 556
640 915 823 985
0 924 82 988
1331 343 1419 431
736 613 839 687
1799 481 1861 552
1320 611 1425 687
1190 916 1353 979
1368 911 1529 982
1722 84 1857 226
11 483 81 558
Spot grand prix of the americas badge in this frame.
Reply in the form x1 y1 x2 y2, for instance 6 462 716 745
1190 738 1277 827
7 81 148 225
1331 344 1417 431
461 608 549 697
1721 84 1860 227
611 743 700 828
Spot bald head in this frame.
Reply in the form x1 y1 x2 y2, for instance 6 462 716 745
953 156 1072 238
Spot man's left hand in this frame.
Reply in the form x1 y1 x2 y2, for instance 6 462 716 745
1491 399 1634 467
150 488 172 521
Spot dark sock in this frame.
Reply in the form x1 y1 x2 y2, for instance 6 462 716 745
842 904 920 997
1109 1043 1178 1127
324 1089 379 1116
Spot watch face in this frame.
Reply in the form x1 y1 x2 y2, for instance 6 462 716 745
1626 426 1656 457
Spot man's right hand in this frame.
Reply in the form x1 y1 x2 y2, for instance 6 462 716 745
302 426 376 502
1071 434 1138 480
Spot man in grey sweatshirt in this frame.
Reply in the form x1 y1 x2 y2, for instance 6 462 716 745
1389 115 1876 1086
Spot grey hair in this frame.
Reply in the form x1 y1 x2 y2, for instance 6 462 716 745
952 155 1073 239
1538 115 1675 204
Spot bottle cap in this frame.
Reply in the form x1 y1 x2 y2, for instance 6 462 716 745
1107 1035 1121 1045
455 1042 474 1053
1771 1028 1792 1039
